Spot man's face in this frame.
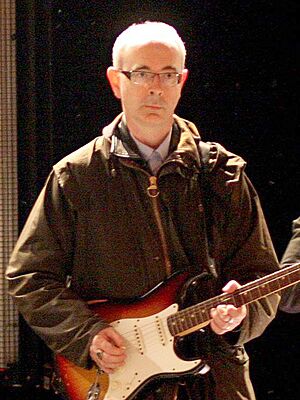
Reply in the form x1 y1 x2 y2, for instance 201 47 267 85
107 42 188 133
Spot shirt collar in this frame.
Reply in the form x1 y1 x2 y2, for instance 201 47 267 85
129 129 172 162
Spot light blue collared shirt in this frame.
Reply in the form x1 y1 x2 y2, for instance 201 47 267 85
130 130 172 175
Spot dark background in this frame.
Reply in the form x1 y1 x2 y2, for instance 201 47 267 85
4 0 299 399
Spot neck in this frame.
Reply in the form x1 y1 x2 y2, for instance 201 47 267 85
125 117 173 149
132 130 170 149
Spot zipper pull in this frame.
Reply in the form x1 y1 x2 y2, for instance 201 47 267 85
147 176 160 198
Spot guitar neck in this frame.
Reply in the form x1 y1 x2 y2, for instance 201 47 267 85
167 262 300 337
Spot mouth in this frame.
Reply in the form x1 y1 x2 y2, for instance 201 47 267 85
144 104 163 110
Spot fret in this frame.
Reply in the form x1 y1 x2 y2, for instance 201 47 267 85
252 286 261 301
178 311 189 332
237 291 247 307
201 305 210 322
167 314 179 336
193 305 208 325
268 279 280 293
231 294 238 308
189 308 200 326
177 306 199 331
181 308 194 331
280 275 289 286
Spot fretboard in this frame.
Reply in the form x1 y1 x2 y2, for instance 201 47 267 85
167 263 300 337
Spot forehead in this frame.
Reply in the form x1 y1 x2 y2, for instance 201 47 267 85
121 42 183 71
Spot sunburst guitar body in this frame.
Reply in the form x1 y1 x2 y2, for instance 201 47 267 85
55 263 300 400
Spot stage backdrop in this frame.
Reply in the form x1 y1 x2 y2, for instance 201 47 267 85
0 0 19 370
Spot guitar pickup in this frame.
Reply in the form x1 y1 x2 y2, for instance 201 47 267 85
133 324 145 355
155 316 167 346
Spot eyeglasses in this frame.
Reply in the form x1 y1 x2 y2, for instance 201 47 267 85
119 70 183 87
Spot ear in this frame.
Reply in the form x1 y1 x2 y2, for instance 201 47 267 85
180 69 189 88
106 67 121 99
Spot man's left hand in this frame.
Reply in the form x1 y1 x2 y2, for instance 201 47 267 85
210 280 247 335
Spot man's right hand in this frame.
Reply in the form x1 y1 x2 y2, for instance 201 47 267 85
90 326 127 374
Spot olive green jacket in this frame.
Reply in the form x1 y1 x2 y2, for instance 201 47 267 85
7 114 279 374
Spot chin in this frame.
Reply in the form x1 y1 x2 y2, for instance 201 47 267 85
143 116 166 126
145 111 170 121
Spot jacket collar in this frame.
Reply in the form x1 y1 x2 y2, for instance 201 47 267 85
101 113 203 170
100 113 247 185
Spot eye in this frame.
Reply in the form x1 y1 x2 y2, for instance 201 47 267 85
135 71 148 79
165 72 175 79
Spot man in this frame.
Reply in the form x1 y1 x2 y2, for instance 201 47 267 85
279 216 300 313
6 22 280 400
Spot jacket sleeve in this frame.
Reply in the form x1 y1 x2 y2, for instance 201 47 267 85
6 171 108 368
278 217 300 313
208 144 280 346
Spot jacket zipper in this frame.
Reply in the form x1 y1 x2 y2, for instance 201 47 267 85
119 159 172 277
147 175 172 277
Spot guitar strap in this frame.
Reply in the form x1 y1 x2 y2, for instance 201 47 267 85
197 140 217 279
176 138 218 308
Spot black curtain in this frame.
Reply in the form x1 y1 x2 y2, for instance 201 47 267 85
17 0 55 220
15 0 55 386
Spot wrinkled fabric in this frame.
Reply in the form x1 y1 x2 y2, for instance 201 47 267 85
6 114 280 399
279 216 300 313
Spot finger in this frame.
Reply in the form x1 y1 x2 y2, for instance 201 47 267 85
90 327 127 373
98 329 126 353
92 328 126 355
210 307 228 330
215 301 245 323
92 349 126 374
218 304 245 325
210 307 238 334
93 344 126 368
97 349 126 365
230 307 247 325
99 365 115 374
222 280 240 293
215 304 234 323
210 319 229 334
106 328 126 350
223 304 238 318
101 336 126 356
97 352 125 368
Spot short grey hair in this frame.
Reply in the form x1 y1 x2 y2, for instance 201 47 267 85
112 21 186 70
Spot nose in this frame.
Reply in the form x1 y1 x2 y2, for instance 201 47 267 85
148 74 163 96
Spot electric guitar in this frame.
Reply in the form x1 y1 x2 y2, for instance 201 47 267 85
55 262 300 400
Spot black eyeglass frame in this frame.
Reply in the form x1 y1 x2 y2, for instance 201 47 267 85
118 70 183 86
